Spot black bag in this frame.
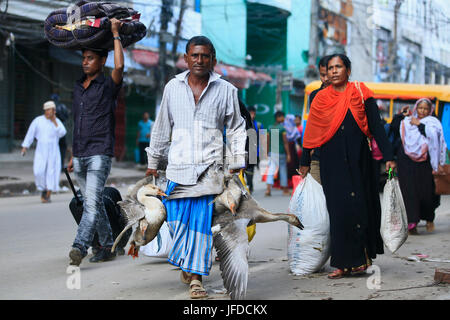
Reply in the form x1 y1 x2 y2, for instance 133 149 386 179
64 168 132 250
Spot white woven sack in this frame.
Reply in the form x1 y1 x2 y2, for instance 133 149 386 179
380 177 408 253
140 221 173 258
287 174 330 275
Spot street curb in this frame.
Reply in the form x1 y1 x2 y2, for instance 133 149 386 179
0 174 144 197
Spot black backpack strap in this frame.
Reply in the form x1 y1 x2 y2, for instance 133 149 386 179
64 168 81 205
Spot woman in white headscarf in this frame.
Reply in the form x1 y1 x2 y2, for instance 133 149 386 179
395 98 447 234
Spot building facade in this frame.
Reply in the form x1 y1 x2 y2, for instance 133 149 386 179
202 0 312 129
313 0 450 84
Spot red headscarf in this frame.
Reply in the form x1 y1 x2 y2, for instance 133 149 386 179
303 81 374 149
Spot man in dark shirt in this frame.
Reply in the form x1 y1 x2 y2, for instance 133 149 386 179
300 55 330 184
67 18 124 266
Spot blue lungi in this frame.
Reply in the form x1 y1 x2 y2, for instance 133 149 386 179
163 181 215 276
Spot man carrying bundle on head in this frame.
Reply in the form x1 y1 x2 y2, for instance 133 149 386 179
67 18 124 266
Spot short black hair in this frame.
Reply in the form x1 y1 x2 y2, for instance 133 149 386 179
248 105 256 112
318 55 330 68
81 47 108 58
327 53 351 71
185 36 216 57
274 110 285 119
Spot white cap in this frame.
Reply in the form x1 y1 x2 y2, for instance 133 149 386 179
43 101 56 110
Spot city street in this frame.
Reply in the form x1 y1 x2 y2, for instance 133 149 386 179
1 174 449 300
0 0 449 307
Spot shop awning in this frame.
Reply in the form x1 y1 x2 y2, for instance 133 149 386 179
131 49 159 68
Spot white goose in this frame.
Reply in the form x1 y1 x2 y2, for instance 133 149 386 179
112 180 167 258
212 175 304 300
210 172 244 215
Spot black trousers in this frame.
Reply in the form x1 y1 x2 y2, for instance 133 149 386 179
138 142 148 165
246 164 256 193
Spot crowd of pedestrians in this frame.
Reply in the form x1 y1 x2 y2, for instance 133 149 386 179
18 32 447 298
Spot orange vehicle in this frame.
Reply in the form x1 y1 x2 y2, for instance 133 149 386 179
303 81 450 122
302 81 450 148
302 81 450 186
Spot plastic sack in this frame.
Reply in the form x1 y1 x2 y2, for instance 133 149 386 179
140 221 172 258
380 176 408 253
287 174 330 275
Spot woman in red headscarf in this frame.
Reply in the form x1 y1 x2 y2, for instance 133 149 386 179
299 54 396 279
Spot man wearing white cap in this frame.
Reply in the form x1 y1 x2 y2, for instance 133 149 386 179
21 101 67 203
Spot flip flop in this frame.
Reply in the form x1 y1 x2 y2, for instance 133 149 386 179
189 279 208 299
180 270 192 284
328 269 349 279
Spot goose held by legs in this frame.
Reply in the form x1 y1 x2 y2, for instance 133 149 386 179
209 172 244 215
212 175 303 300
112 179 167 258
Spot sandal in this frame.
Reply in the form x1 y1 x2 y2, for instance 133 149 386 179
180 270 192 284
408 227 419 235
328 269 349 279
189 279 208 299
350 265 368 276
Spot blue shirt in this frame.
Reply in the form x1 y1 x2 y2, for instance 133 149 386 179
72 73 122 157
138 119 153 142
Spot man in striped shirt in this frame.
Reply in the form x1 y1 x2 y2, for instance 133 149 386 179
145 36 247 298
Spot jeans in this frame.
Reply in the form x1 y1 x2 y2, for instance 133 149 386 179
72 155 113 256
266 153 288 187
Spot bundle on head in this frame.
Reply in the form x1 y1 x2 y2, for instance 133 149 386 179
44 0 147 50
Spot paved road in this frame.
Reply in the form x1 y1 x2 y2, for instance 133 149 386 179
1 177 449 300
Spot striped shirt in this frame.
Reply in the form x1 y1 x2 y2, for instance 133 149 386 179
146 70 247 185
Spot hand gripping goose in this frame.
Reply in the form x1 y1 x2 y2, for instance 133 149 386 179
212 175 304 300
209 171 243 215
111 176 167 258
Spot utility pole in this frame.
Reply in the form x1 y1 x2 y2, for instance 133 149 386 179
156 0 173 111
308 0 320 69
168 0 187 80
388 0 403 82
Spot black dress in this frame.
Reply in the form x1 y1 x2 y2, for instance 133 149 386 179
389 114 440 225
301 98 394 269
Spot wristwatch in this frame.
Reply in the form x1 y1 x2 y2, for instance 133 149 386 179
113 36 121 41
